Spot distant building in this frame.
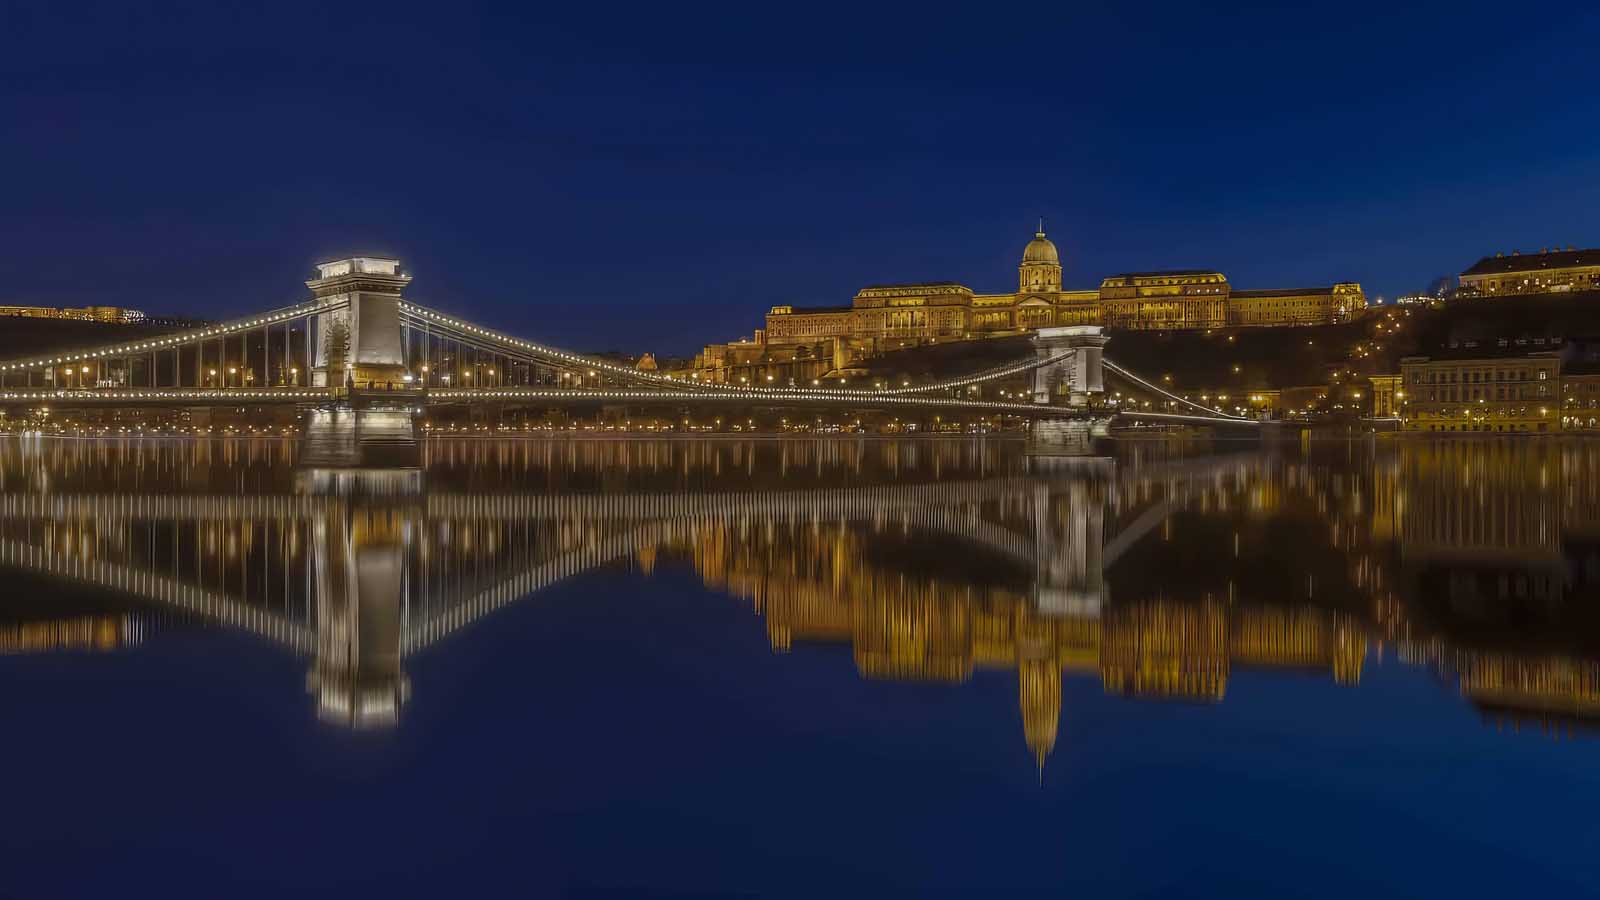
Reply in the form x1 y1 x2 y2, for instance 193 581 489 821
1226 284 1367 327
1458 247 1600 297
1397 341 1563 433
0 304 146 323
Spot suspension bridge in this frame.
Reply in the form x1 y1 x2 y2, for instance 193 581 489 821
0 257 1255 429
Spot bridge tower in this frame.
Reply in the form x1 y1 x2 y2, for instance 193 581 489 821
1031 325 1108 407
307 257 410 388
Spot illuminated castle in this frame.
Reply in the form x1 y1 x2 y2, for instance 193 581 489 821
692 225 1365 377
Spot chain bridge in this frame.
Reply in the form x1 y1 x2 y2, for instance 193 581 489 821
0 257 1254 430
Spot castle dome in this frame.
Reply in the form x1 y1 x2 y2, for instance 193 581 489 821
1021 224 1059 266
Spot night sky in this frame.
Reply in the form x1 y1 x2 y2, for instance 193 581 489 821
4 2 1598 354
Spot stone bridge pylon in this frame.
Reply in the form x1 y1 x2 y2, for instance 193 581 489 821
307 257 410 388
1031 326 1108 408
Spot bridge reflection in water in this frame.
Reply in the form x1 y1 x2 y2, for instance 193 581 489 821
2 434 1599 760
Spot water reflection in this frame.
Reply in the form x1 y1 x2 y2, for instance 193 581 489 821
3 435 1599 759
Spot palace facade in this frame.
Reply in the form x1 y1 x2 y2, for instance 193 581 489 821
739 227 1363 369
1458 246 1600 297
684 226 1364 381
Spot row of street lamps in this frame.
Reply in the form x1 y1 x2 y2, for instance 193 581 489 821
411 365 604 388
54 363 306 389
50 359 618 390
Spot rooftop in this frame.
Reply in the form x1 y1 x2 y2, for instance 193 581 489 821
312 257 404 280
1461 248 1598 277
856 281 972 292
1101 270 1225 282
1230 287 1338 299
774 304 852 314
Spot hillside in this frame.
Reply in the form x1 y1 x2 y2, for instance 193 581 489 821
0 318 189 362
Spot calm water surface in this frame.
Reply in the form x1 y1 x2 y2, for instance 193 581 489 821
1 435 1598 897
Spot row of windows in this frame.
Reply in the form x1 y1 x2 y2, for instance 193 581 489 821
1422 423 1552 432
1416 406 1549 417
1408 367 1550 384
1424 385 1550 402
1471 271 1598 290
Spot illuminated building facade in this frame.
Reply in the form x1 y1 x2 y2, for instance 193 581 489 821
1368 374 1402 418
1398 347 1561 432
0 304 145 323
1395 338 1600 432
1458 247 1600 297
689 226 1364 379
1563 373 1600 430
1226 284 1367 327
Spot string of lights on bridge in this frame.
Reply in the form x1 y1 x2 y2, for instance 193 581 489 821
1103 360 1253 422
0 298 349 375
0 389 332 403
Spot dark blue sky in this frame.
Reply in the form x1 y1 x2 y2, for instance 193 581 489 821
4 2 1598 353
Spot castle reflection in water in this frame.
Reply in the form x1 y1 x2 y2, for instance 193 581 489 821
2 434 1598 764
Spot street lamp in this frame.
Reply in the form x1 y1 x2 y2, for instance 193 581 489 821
209 368 217 388
228 366 237 388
